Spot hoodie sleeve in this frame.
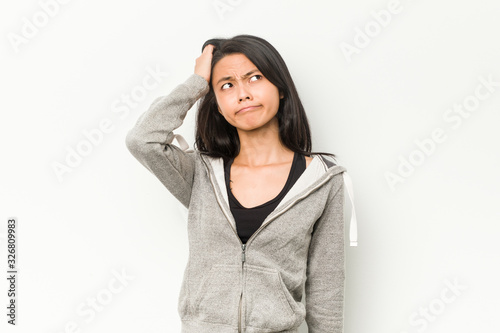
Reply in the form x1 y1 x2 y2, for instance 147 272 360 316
125 73 210 208
305 173 345 332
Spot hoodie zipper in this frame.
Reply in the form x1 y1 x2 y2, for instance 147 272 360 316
201 156 247 332
238 291 242 332
238 243 246 333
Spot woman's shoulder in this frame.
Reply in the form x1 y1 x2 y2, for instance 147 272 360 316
309 152 341 168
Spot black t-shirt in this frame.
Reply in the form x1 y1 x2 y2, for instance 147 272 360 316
224 152 306 244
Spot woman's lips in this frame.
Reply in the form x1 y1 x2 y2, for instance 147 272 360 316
236 105 261 114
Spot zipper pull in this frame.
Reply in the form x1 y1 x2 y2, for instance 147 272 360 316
241 244 246 263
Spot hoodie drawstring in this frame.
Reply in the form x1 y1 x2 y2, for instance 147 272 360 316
173 133 191 152
342 172 358 247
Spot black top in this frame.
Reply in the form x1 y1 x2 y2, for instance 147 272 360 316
224 152 306 244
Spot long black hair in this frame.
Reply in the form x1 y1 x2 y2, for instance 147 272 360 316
194 34 335 161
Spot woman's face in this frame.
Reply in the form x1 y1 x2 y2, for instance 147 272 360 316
211 53 283 132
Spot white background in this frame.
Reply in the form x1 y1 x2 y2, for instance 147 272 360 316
1 0 499 332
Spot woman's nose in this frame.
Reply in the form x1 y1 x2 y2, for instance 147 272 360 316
237 85 252 101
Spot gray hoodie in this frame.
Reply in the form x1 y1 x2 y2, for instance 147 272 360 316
125 73 356 332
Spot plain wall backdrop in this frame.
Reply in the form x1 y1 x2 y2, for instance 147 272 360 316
1 0 499 332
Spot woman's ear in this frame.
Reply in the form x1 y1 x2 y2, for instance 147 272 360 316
279 91 284 99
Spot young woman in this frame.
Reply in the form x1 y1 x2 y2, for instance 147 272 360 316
126 34 357 333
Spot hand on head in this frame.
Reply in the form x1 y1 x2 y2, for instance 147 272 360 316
194 44 216 83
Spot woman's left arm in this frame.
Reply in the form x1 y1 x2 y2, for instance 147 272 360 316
305 173 345 333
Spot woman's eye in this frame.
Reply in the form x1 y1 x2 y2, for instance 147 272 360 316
221 75 261 90
250 75 262 82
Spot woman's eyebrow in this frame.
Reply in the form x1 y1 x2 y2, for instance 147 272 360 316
215 69 260 85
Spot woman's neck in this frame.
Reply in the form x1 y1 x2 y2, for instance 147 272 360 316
234 117 294 167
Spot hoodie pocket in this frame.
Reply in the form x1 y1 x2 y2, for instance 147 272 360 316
192 263 241 326
244 264 303 330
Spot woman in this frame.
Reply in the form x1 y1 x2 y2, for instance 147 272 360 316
126 34 357 333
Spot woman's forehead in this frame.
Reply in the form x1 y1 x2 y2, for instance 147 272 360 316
213 54 258 77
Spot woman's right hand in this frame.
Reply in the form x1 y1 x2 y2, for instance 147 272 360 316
195 44 215 84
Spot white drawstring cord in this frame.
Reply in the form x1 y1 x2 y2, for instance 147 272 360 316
173 134 190 152
331 156 358 247
342 171 358 246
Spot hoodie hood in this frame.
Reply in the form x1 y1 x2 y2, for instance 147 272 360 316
199 152 358 247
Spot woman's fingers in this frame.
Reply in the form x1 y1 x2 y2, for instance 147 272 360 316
195 44 215 83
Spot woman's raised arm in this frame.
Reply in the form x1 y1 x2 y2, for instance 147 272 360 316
125 45 215 207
